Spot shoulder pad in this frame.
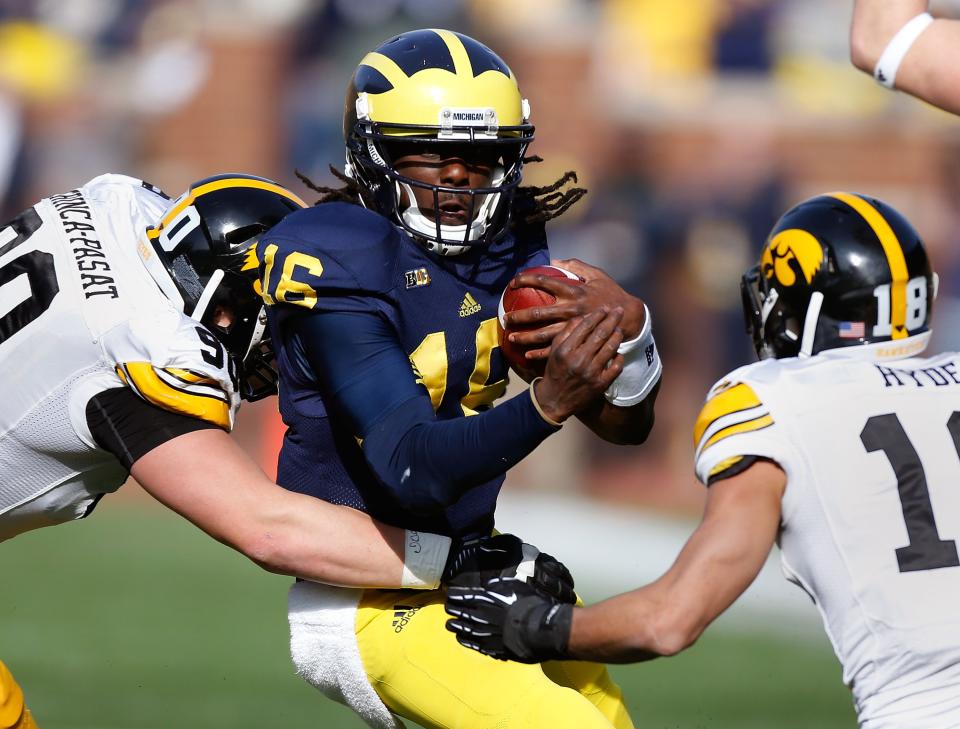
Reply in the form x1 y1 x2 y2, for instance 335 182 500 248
258 203 401 313
78 174 170 232
79 173 146 192
693 368 794 486
693 379 772 459
79 174 167 203
101 310 239 430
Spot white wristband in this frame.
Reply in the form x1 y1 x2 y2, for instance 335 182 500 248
874 12 934 88
401 530 452 589
604 304 662 407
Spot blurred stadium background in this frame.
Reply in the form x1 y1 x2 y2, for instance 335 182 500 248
2 0 959 726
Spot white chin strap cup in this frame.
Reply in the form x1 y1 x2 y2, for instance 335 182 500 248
396 164 507 256
398 182 490 256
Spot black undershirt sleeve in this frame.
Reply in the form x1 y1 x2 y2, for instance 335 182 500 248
86 387 221 470
705 455 776 486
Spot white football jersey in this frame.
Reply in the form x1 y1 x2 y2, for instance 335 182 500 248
695 349 960 728
0 174 239 541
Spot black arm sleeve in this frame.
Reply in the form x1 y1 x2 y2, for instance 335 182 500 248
292 311 560 515
86 387 220 470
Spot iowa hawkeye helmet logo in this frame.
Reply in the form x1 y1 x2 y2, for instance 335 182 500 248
760 228 824 288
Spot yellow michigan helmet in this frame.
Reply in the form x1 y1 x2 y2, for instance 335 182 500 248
342 29 534 254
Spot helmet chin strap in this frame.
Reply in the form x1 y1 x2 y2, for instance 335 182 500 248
394 163 507 256
191 268 225 322
397 180 503 256
799 291 824 358
138 234 186 312
398 183 486 253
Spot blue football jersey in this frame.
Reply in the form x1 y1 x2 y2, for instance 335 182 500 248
260 202 549 537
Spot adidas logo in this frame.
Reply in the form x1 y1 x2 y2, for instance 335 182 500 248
459 292 481 317
392 604 420 633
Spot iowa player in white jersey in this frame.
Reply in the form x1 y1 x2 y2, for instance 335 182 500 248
446 192 960 727
0 172 460 581
0 173 556 727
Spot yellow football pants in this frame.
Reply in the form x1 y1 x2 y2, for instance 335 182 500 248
0 661 37 729
356 588 634 729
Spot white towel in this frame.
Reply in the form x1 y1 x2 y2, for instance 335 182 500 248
288 581 405 729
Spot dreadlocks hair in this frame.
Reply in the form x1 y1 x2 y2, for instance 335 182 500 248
296 166 364 206
294 155 587 227
514 155 587 225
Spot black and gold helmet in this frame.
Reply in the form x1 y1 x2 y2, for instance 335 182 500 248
143 173 306 400
343 28 534 255
741 192 936 360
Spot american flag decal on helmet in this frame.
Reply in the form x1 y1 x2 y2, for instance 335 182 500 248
839 321 866 338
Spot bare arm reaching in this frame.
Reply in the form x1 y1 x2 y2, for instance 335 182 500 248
445 460 785 663
567 460 785 662
851 0 960 114
132 428 442 589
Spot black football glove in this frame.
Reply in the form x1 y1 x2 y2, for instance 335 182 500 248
445 576 574 663
442 533 576 604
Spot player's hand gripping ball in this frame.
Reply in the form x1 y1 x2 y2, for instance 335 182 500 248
498 265 582 376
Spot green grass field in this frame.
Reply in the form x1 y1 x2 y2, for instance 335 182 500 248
0 500 856 728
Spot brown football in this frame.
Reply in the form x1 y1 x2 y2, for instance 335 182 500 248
498 265 582 376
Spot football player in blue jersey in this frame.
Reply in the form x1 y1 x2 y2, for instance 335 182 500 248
258 29 661 728
0 172 559 728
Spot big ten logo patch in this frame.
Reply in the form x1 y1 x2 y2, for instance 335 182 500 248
392 604 421 633
405 267 431 289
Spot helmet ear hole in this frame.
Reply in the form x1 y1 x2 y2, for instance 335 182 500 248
211 304 234 329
